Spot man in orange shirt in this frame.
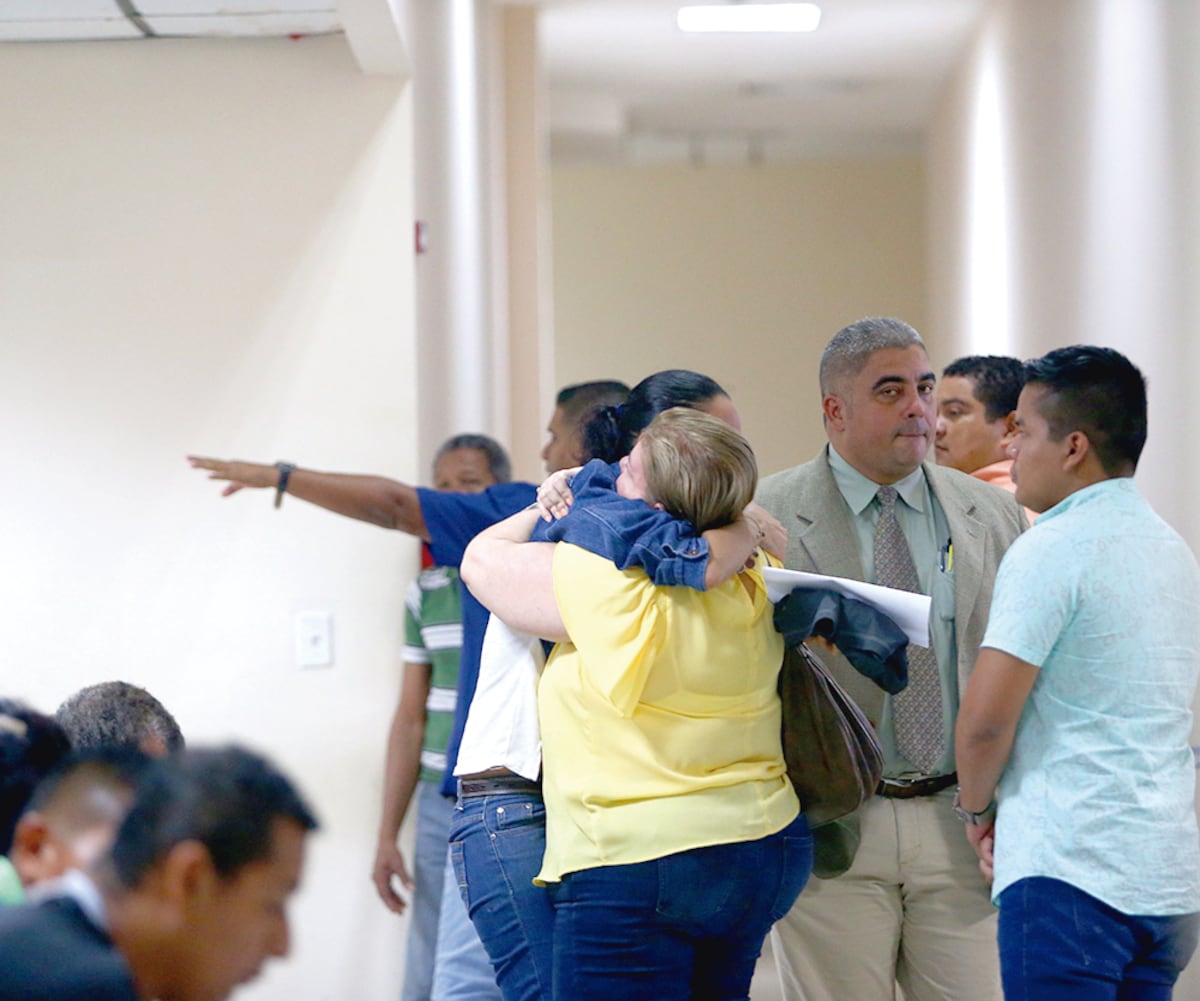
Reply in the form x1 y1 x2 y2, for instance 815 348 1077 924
935 356 1029 511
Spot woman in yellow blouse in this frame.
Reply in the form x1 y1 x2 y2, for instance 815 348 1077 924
463 409 811 1001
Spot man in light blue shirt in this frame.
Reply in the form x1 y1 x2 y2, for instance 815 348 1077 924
957 345 1200 1000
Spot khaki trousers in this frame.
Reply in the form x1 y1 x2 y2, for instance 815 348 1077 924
770 789 1001 1001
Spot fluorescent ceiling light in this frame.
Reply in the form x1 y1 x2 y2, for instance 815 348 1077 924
677 3 821 33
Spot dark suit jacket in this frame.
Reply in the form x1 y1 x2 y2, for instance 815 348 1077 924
0 895 138 1001
756 450 1027 722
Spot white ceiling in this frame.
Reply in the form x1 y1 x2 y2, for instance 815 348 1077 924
541 0 984 162
1 0 985 162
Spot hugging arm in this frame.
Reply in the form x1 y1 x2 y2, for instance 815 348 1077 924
461 507 568 642
536 466 784 590
702 503 785 587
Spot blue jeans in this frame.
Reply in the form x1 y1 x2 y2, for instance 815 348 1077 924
448 791 555 1001
402 783 454 1001
431 843 502 1001
998 876 1200 1001
547 813 812 1001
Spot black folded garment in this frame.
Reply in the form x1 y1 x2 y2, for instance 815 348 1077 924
773 588 909 694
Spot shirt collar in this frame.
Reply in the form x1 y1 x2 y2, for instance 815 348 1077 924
827 444 928 516
28 868 109 933
1036 476 1135 523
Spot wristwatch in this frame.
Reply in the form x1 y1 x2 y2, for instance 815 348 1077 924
952 788 996 825
274 461 296 509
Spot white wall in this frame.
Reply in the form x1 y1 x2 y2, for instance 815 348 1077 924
550 161 928 478
928 0 1200 549
929 9 1200 993
0 35 418 1001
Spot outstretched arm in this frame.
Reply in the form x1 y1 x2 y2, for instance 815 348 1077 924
188 456 429 540
461 507 566 641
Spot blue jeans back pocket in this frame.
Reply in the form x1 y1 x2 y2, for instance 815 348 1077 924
656 846 740 925
485 797 544 834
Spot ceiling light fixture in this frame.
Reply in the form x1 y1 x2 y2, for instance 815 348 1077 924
677 3 821 34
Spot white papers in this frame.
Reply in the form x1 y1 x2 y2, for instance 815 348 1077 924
763 566 931 647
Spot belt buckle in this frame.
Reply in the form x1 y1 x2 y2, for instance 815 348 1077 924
878 773 945 798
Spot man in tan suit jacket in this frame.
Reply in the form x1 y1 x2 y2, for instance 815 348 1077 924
756 317 1026 1001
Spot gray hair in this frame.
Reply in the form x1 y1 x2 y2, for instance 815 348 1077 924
433 434 512 484
56 682 184 755
819 317 925 397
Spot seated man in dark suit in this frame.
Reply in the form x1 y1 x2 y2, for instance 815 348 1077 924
8 748 149 896
0 745 317 1001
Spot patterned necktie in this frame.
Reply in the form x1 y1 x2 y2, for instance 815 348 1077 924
873 486 944 773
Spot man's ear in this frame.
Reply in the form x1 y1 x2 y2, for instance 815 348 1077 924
158 840 219 913
10 813 59 887
999 411 1019 447
1061 429 1091 471
822 394 846 431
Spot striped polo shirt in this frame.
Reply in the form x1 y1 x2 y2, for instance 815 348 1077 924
404 565 464 784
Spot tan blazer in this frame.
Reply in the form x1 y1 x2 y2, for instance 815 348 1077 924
756 449 1027 723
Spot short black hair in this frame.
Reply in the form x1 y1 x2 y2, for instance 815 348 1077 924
56 681 184 755
109 745 318 887
24 746 151 829
555 381 630 429
433 434 512 484
943 355 1026 421
1023 345 1147 475
581 370 727 463
0 698 72 855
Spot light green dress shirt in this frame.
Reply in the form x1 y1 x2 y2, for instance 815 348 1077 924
827 445 959 776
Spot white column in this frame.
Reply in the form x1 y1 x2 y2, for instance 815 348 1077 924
929 0 1200 545
929 4 1200 945
409 0 499 466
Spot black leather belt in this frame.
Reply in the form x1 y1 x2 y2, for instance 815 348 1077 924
457 771 542 798
876 772 957 799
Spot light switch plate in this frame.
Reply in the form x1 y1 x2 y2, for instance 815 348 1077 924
295 611 333 668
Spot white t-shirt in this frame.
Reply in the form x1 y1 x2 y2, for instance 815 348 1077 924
453 616 544 781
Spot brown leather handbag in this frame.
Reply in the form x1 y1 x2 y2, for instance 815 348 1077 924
778 642 884 828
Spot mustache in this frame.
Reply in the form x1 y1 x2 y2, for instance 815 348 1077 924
896 420 931 435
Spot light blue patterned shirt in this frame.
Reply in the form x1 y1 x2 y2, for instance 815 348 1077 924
983 477 1200 914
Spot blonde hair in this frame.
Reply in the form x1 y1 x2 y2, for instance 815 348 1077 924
638 408 756 531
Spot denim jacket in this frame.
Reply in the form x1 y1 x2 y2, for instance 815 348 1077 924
534 460 709 590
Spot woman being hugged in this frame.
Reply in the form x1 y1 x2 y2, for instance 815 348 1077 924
464 408 810 1001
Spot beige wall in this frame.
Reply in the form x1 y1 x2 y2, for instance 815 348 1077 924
499 6 559 484
550 161 928 477
1 36 418 1001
